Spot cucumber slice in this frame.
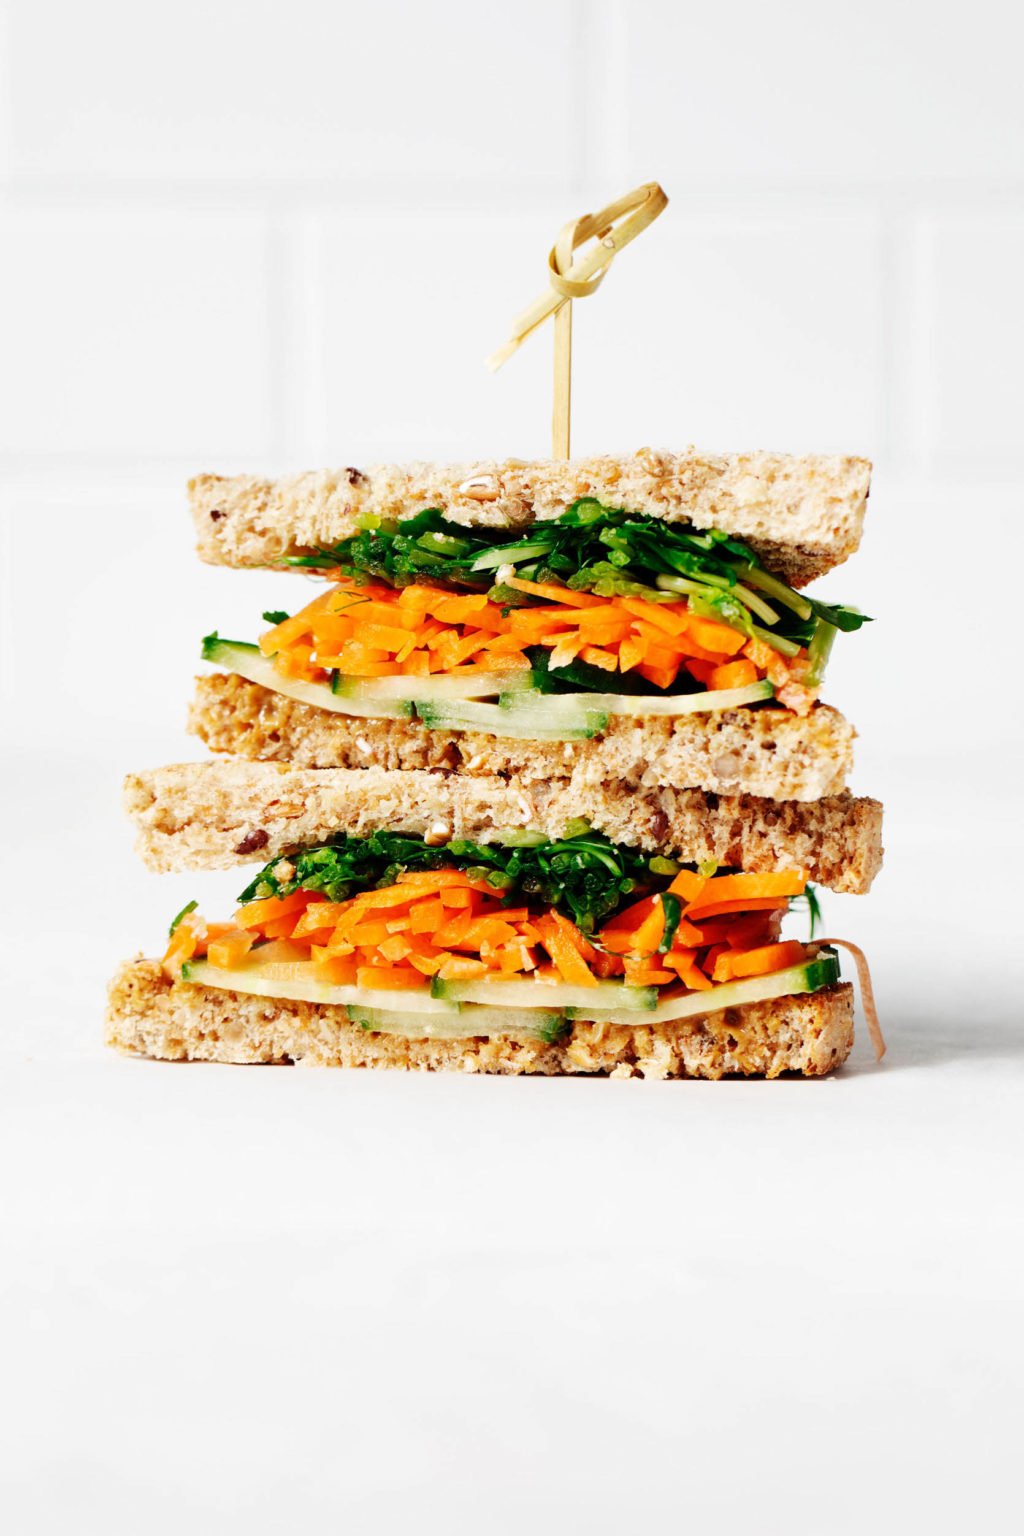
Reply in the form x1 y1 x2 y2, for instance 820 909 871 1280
205 635 773 728
415 697 609 741
572 680 774 715
332 669 531 704
180 957 455 1014
567 955 841 1026
431 976 658 1011
178 955 839 1038
202 637 412 720
347 1003 566 1043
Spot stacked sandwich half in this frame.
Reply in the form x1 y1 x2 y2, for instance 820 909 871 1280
108 448 883 1078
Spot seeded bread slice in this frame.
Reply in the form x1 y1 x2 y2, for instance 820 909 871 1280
190 447 871 587
107 960 855 1080
123 760 883 893
189 672 856 804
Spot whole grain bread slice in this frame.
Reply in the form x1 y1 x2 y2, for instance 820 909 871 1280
190 672 856 804
190 447 871 586
123 760 883 893
107 959 854 1080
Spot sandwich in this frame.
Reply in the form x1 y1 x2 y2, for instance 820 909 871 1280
109 444 884 1079
107 762 884 1079
187 449 871 802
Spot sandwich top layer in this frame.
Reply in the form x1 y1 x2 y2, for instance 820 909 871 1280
202 494 867 725
191 448 871 587
124 761 884 894
197 496 869 752
159 822 843 1043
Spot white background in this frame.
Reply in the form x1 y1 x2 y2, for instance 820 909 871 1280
2 2 1023 1531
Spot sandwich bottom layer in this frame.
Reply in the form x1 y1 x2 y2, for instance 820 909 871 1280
107 960 854 1080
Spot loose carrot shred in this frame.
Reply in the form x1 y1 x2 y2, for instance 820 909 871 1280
405 952 444 977
623 959 676 985
579 645 619 671
711 940 806 984
667 870 706 903
291 902 350 938
505 577 603 607
682 897 791 921
685 871 806 912
409 897 446 933
259 914 304 940
437 955 489 981
534 914 598 986
683 659 717 685
709 658 758 690
549 909 598 963
433 912 474 948
637 661 678 690
228 899 282 934
349 919 394 947
617 637 647 673
312 952 358 985
619 598 689 637
355 966 426 991
687 617 748 655
601 893 660 934
378 934 413 963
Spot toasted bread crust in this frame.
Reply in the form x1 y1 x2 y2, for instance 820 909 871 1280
189 448 871 586
123 758 883 893
107 960 855 1079
190 673 856 804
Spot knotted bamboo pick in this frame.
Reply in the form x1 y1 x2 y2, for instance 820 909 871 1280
486 181 668 459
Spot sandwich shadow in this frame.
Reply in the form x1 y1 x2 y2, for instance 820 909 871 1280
837 1009 1024 1078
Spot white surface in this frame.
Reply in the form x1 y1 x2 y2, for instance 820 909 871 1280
2 558 1023 1535
3 1 1024 1529
3 1023 1024 1536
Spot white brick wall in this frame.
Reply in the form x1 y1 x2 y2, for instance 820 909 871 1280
2 0 1022 482
1 0 1022 780
3 0 584 186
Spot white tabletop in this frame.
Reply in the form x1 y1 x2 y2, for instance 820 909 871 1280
3 741 1022 1534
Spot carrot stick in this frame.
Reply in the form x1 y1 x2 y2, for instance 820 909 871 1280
711 940 806 984
505 577 603 607
534 914 598 986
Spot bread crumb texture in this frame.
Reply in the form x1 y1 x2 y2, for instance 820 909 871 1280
190 447 871 588
107 961 855 1080
190 673 856 803
124 758 883 893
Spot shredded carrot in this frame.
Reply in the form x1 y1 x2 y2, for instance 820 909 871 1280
236 890 312 929
711 940 806 984
667 869 707 903
505 577 603 607
355 966 425 991
685 871 807 908
678 897 791 921
436 955 489 981
166 863 821 1009
256 574 812 700
206 929 254 969
709 658 758 690
533 914 598 987
310 951 358 985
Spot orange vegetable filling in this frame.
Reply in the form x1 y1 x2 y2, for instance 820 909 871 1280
164 866 813 997
258 577 816 709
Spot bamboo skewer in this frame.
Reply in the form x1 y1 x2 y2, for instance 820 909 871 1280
486 181 668 459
